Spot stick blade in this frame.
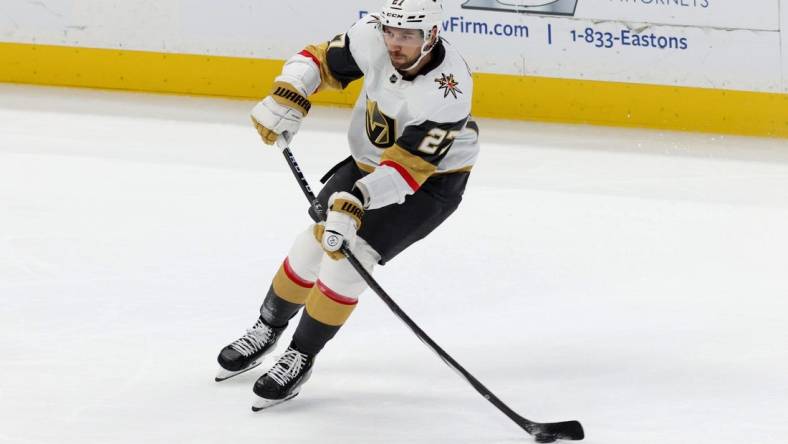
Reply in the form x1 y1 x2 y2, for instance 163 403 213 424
531 420 585 442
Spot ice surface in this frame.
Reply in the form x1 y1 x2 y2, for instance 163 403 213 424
1 84 787 443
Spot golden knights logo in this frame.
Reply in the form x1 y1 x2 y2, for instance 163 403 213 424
435 73 463 99
461 0 578 16
366 99 397 148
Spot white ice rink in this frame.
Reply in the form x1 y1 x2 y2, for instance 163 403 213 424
1 84 787 443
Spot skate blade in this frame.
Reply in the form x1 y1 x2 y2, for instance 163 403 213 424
214 360 263 382
251 392 299 412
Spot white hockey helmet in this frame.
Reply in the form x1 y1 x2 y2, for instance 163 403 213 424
379 0 443 43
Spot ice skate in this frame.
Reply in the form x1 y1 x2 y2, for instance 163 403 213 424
251 346 314 411
215 317 286 382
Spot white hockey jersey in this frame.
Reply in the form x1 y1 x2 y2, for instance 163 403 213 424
280 15 479 201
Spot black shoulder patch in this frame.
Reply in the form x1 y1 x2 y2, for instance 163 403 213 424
326 33 364 89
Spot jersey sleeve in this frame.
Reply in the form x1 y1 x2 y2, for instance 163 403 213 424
379 115 469 191
297 16 379 93
300 32 364 92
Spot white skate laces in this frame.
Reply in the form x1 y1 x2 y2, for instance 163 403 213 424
268 348 308 386
230 320 274 357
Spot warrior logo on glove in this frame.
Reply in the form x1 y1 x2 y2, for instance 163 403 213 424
339 201 364 220
325 234 341 248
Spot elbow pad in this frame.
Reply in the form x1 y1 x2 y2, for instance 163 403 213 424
276 53 322 97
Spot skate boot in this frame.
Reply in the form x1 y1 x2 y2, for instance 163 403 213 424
251 345 314 411
215 317 286 382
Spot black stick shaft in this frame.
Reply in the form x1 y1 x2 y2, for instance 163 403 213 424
280 146 583 441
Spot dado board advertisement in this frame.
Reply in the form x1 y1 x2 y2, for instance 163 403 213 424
783 0 788 90
464 0 780 30
1 0 786 137
426 10 782 93
0 0 784 92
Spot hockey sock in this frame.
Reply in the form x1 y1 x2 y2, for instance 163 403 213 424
260 257 315 327
291 280 358 356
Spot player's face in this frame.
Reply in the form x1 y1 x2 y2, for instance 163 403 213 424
382 26 424 69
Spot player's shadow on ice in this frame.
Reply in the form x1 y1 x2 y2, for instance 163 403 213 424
260 390 462 416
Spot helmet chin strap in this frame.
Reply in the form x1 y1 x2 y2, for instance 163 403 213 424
400 44 431 72
399 33 437 73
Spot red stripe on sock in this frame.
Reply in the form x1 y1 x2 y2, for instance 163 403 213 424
283 257 314 288
316 280 358 305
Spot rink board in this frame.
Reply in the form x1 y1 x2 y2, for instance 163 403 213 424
0 0 787 137
783 0 788 94
570 0 779 30
1 41 786 138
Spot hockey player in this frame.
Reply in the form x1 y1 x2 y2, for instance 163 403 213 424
216 0 480 411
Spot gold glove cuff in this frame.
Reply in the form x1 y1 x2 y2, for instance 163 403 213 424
330 198 364 231
270 81 311 116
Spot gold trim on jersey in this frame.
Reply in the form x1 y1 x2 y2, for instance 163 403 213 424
355 161 473 175
355 162 376 173
380 145 438 187
302 36 345 92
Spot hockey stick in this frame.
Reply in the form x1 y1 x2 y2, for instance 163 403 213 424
275 135 584 443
